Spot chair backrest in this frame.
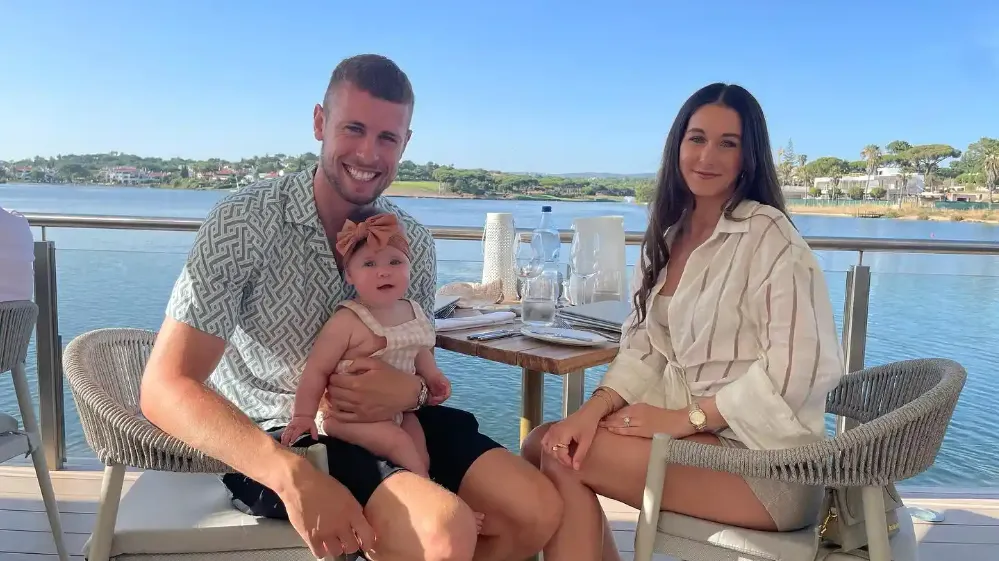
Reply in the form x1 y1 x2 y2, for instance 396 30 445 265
0 300 38 374
825 358 967 482
62 328 157 416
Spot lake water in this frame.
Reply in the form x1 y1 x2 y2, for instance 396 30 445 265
3 182 999 488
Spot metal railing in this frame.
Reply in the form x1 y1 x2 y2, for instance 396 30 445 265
20 212 999 469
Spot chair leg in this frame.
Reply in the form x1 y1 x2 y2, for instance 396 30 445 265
12 363 71 561
634 434 670 561
861 486 891 561
87 464 126 561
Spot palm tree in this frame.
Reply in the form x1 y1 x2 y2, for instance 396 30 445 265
862 144 882 197
983 145 999 204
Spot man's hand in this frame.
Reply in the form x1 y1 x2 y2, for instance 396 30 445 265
275 457 376 558
328 357 421 422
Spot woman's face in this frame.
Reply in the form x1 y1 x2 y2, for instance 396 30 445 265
679 104 743 202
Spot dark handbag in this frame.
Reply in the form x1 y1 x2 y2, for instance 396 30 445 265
818 484 903 554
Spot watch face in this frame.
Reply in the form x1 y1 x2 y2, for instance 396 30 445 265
690 410 707 425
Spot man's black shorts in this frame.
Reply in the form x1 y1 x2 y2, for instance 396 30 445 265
221 405 504 519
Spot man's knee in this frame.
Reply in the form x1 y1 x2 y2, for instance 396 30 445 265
367 473 478 561
507 474 562 554
483 449 562 555
519 421 555 467
413 496 478 561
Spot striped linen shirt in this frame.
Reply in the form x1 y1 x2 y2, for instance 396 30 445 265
600 200 845 450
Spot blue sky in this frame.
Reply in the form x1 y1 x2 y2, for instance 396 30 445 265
2 0 997 174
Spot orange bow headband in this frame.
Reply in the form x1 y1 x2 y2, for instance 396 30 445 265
335 212 410 263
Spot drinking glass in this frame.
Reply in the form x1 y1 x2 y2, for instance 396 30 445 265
570 233 599 305
591 269 623 302
516 233 556 325
514 233 544 281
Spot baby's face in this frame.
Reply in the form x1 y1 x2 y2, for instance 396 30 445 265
345 243 411 305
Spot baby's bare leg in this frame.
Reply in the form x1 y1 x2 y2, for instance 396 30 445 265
323 418 429 477
399 412 430 470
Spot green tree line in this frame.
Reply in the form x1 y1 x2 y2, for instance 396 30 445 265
1 152 654 199
773 137 999 202
4 136 996 203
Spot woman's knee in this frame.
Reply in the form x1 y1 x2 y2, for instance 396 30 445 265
519 421 555 467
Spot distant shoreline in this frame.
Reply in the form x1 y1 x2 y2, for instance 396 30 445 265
786 203 998 225
6 180 996 225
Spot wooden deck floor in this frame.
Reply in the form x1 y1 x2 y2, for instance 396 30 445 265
2 465 998 560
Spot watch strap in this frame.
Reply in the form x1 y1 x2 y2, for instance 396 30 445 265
407 378 429 411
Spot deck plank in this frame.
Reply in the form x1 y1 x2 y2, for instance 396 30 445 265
0 467 996 560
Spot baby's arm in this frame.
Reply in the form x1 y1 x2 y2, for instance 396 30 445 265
415 347 451 405
283 310 357 445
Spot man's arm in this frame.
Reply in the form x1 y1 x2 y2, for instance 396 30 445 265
140 193 374 558
140 318 304 491
139 198 307 490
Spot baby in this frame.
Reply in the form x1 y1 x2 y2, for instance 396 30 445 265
281 208 450 481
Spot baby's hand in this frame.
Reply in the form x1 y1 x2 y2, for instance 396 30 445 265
424 372 452 406
281 416 318 447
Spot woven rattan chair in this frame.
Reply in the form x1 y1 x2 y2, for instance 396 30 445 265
0 300 71 561
63 327 353 561
633 358 966 561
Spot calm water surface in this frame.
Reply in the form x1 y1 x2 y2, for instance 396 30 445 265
2 182 998 488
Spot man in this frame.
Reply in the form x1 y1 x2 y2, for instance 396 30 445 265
0 206 34 303
140 54 561 561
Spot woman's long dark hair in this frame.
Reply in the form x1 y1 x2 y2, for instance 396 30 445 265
631 83 788 330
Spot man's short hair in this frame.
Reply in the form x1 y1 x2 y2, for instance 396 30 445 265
323 54 414 112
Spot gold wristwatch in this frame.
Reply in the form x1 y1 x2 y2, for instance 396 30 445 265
688 401 707 432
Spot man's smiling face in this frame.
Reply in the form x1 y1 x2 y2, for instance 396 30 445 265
313 82 413 205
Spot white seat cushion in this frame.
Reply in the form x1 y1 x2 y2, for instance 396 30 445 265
654 507 918 561
656 511 819 561
95 470 310 557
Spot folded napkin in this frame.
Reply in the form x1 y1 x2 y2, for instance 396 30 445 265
435 311 517 332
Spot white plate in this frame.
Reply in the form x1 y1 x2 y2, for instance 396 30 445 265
519 326 607 346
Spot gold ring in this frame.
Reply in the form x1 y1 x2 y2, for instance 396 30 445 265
551 443 568 451
623 416 631 427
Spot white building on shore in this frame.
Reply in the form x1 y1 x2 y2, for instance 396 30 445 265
813 167 925 197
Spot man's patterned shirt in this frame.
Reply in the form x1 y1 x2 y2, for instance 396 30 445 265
165 165 437 430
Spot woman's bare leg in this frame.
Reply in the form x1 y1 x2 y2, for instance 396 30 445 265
524 423 776 561
522 424 621 561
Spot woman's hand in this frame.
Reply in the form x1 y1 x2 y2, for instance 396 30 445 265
541 411 602 471
599 403 688 439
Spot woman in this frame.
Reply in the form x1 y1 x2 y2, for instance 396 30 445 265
522 83 846 561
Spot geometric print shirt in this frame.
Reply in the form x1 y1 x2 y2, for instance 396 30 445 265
165 164 437 430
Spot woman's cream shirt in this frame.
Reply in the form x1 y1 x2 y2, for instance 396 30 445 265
600 200 845 450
